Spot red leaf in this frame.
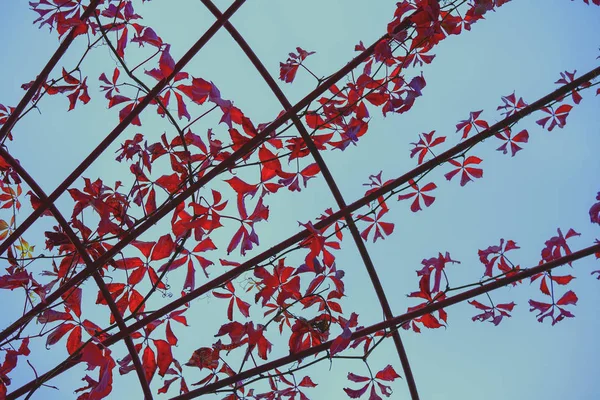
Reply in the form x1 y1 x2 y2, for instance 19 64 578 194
330 332 351 356
552 275 574 285
113 257 144 270
298 376 317 388
235 297 251 318
344 383 370 398
166 321 178 346
62 287 82 317
153 339 173 377
46 323 75 347
347 373 370 383
38 309 73 324
143 345 157 384
418 313 444 329
151 234 175 261
496 302 516 312
539 277 550 296
369 385 383 400
226 177 258 197
280 62 300 83
375 365 401 381
128 289 145 313
66 326 82 355
557 290 578 306
193 237 217 252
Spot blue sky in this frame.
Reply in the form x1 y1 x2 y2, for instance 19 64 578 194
1 1 599 399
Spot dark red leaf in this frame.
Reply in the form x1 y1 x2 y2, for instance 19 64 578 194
143 345 157 384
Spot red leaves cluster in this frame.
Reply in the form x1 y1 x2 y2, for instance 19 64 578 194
405 252 459 332
22 68 91 111
30 0 89 37
68 178 132 237
536 104 573 131
211 321 272 362
140 340 174 385
329 313 359 356
0 338 30 398
495 128 529 157
279 47 315 83
213 281 251 321
145 45 192 120
254 259 301 307
0 183 21 211
262 373 317 400
0 103 11 124
555 70 588 104
456 110 489 139
478 239 520 278
356 201 395 243
469 300 515 326
232 371 316 400
528 228 580 325
397 179 436 212
444 156 483 186
497 92 527 117
529 290 578 325
75 345 116 400
99 1 143 57
343 365 401 399
540 228 580 264
289 314 331 354
409 130 445 165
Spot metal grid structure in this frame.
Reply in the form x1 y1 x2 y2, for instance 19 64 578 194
1 1 599 399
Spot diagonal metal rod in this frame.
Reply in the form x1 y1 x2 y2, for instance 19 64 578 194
0 0 102 142
8 62 598 399
200 1 419 397
0 0 247 258
171 243 600 399
0 149 154 400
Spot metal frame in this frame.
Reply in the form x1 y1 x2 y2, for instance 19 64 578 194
1 1 598 399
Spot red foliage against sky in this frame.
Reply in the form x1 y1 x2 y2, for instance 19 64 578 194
0 1 599 399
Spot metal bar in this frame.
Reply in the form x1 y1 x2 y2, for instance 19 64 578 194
199 1 419 397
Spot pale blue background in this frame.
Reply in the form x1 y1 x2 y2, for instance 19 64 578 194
1 1 599 399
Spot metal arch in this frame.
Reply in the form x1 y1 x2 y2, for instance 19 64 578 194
1 0 598 396
198 1 420 398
